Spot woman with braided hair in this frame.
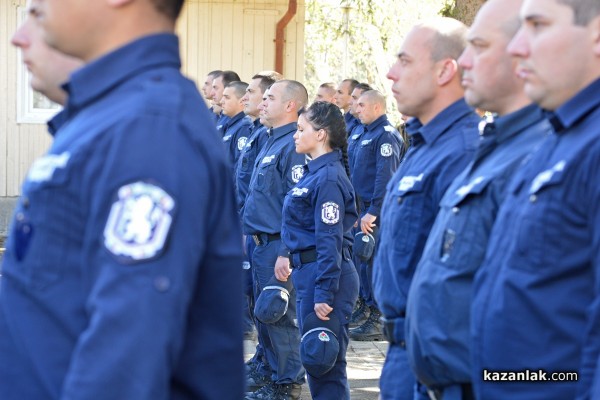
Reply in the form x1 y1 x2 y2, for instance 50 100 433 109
279 101 360 399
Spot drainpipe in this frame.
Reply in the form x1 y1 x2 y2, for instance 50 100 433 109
274 0 297 74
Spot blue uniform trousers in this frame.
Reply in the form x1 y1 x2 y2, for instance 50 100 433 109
359 209 378 308
380 344 424 400
252 239 305 384
292 254 359 399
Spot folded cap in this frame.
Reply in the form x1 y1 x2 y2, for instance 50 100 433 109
354 231 375 262
254 275 293 324
300 312 340 377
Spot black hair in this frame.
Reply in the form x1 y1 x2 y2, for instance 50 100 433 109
252 74 277 94
216 70 241 87
342 79 360 94
303 102 351 179
354 83 373 93
225 81 249 98
151 0 184 20
208 70 222 78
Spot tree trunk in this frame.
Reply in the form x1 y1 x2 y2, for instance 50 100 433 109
452 0 486 26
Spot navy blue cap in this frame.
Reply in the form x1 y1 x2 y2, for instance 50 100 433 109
254 276 293 324
300 312 340 377
354 231 375 262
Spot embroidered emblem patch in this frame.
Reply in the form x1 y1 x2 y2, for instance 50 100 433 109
455 176 485 197
104 181 175 262
318 331 330 342
398 173 424 191
530 160 566 194
237 137 248 151
291 165 304 183
262 155 276 164
27 152 71 183
222 134 232 142
321 202 340 225
361 139 372 146
380 143 393 157
291 187 309 196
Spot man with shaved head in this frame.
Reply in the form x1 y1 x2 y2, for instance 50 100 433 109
313 82 336 103
470 0 600 398
242 80 308 400
334 78 361 136
404 1 549 398
373 17 480 399
221 81 252 171
347 89 403 343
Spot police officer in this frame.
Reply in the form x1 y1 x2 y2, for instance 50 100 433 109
0 0 245 399
242 80 308 400
211 70 241 136
334 78 360 135
471 0 600 398
404 1 549 399
280 101 359 399
374 18 479 400
349 89 403 341
221 81 252 171
313 82 336 103
202 69 222 122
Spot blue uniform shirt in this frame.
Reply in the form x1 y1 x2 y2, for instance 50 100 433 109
471 79 600 400
235 119 268 211
405 104 549 389
373 99 479 328
222 111 252 171
242 122 306 252
347 123 366 178
216 112 231 136
282 150 357 305
345 112 360 137
0 34 244 400
351 114 403 216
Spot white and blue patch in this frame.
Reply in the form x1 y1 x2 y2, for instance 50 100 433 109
321 202 340 225
291 165 304 183
223 134 232 142
380 143 393 157
244 139 254 150
361 139 372 146
262 155 276 164
398 173 424 191
292 187 309 196
237 137 248 151
27 152 71 183
530 160 566 194
384 125 395 133
104 181 175 262
455 176 485 197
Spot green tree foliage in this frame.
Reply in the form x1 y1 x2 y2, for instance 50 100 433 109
304 0 449 124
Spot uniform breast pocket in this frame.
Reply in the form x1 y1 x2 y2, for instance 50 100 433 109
254 156 279 194
394 181 426 254
289 192 313 226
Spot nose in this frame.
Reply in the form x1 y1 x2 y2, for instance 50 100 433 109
11 25 29 48
457 47 472 70
507 26 528 58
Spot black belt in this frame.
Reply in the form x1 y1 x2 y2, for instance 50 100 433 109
252 232 281 246
382 315 405 347
290 247 351 268
427 384 474 400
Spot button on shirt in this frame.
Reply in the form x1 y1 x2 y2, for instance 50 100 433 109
471 79 600 400
0 34 244 400
351 114 403 216
405 104 549 388
242 122 306 254
373 99 479 325
222 111 252 172
235 119 268 211
281 150 358 305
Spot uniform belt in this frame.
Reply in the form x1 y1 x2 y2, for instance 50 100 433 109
382 315 406 347
290 248 318 267
252 232 281 246
427 384 474 400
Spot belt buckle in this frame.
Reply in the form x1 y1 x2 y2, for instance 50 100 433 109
252 235 261 246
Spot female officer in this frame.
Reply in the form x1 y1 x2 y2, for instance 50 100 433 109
278 101 360 399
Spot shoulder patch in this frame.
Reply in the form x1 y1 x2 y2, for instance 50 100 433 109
291 165 304 183
380 143 393 157
237 136 248 151
321 202 340 225
384 125 395 133
104 181 175 263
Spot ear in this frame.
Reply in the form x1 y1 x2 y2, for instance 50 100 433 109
285 100 296 113
437 58 459 86
107 0 134 8
590 15 600 57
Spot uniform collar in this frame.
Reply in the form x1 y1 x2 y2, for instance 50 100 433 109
227 111 247 127
493 103 543 144
412 98 473 145
47 110 67 137
365 114 389 132
545 76 600 134
270 121 297 139
64 33 181 115
344 112 357 124
252 118 263 130
306 149 341 173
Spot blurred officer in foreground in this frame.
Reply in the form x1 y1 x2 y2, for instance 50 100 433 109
242 80 308 400
334 78 360 135
349 89 403 342
471 0 600 398
0 0 245 399
211 70 241 135
404 1 549 399
313 82 336 103
374 17 479 400
221 81 252 171
281 101 359 399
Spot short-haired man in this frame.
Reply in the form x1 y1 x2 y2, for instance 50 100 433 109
242 80 309 400
471 0 600 398
211 70 241 135
334 78 361 135
314 82 336 103
221 81 252 170
0 0 245 399
202 69 222 121
374 17 480 399
404 1 549 399
348 89 403 342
